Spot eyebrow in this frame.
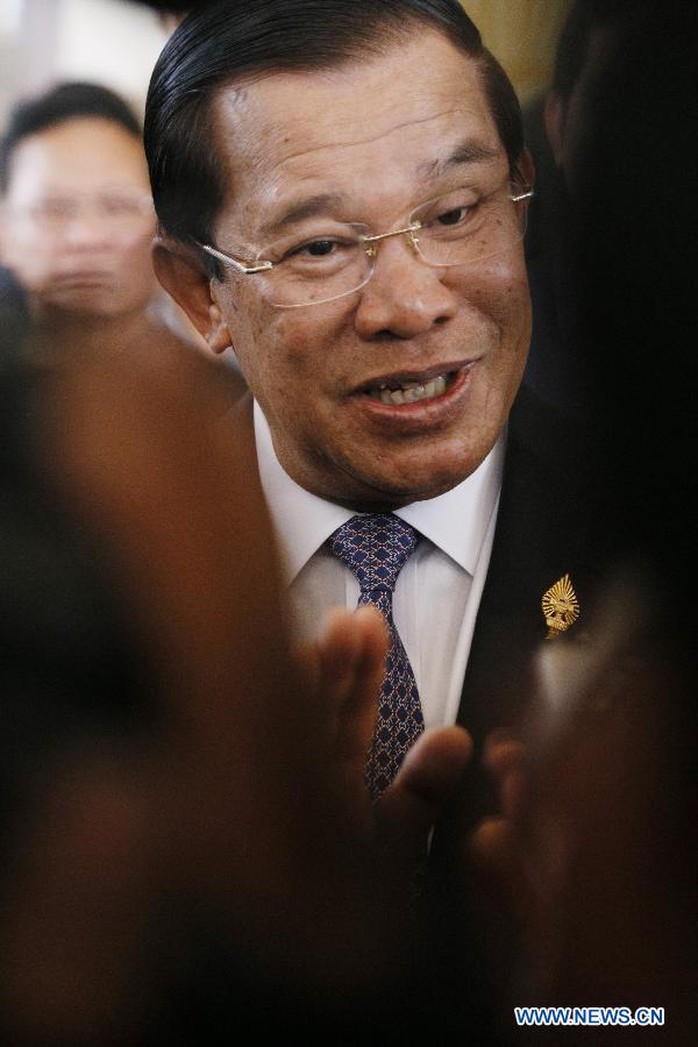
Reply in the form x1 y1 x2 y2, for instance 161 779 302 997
260 138 502 236
260 192 347 237
419 138 501 180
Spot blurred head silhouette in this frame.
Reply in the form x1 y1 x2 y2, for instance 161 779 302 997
485 4 698 1037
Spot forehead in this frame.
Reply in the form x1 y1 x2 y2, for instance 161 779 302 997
5 117 149 202
210 30 505 233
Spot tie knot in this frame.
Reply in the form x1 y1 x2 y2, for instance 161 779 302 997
329 513 419 595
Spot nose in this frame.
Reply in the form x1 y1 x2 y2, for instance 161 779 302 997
61 205 112 248
353 234 458 339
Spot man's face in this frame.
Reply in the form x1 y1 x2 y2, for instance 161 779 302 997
208 30 531 509
0 117 157 319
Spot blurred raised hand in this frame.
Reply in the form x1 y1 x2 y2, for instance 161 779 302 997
0 346 473 1044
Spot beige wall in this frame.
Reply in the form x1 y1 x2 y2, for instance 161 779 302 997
461 0 573 105
0 0 167 129
1 1 573 131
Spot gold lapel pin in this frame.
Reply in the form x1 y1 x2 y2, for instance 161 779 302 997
542 573 580 639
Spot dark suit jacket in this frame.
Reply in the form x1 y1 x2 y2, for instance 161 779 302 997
422 382 610 1042
230 379 608 783
455 383 603 800
232 382 604 769
227 383 609 1041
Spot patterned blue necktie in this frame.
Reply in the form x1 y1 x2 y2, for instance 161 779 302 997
328 513 424 800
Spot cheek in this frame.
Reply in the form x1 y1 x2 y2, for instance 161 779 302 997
10 245 57 290
463 256 531 352
118 230 157 270
2 226 44 276
110 239 159 302
228 293 323 387
499 274 531 355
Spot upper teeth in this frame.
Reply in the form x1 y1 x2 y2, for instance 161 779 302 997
372 374 448 406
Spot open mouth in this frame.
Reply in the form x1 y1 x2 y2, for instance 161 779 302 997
362 367 463 406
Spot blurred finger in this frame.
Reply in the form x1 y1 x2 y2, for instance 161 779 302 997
374 726 473 868
482 729 527 818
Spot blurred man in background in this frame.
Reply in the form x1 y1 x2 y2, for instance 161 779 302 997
0 79 244 395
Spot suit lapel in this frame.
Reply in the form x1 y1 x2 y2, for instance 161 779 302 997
457 388 595 741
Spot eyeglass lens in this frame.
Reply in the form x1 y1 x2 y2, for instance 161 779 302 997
258 183 530 308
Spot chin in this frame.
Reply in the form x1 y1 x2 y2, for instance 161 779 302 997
355 467 471 510
393 451 481 497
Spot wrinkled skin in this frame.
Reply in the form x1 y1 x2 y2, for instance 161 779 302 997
156 30 532 510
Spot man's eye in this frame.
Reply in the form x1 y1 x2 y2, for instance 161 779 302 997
279 238 357 266
436 205 471 227
102 198 138 216
36 201 70 220
295 239 338 258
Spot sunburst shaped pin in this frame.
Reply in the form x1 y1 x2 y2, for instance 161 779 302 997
542 573 580 639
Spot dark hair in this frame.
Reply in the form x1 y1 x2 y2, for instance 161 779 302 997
0 81 142 194
144 0 524 254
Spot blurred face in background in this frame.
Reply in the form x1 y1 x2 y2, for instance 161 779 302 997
0 116 157 320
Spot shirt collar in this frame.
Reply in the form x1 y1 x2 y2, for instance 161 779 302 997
254 400 505 583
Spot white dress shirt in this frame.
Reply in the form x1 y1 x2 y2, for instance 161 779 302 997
254 401 505 729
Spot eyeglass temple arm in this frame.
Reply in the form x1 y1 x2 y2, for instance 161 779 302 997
198 242 273 274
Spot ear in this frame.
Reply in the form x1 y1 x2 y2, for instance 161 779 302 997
152 236 232 355
543 91 566 168
515 146 536 190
